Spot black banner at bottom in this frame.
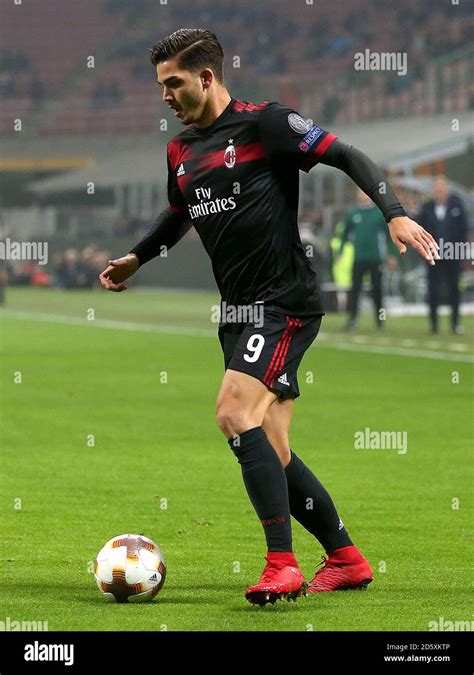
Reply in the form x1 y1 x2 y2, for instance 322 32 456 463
0 631 470 673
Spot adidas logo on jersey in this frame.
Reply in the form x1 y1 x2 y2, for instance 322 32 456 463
277 373 290 386
177 163 185 177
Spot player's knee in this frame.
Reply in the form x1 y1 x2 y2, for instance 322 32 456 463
215 404 255 438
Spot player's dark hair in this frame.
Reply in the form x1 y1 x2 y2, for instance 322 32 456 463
149 28 225 84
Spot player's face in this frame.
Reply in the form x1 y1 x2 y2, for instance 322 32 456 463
156 59 206 125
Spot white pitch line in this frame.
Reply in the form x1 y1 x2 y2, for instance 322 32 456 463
351 335 369 343
449 343 469 352
1 309 473 363
0 309 216 337
321 340 473 363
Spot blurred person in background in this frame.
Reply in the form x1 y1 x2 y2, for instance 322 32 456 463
330 220 354 288
30 263 51 287
7 260 36 286
54 248 82 289
339 188 399 330
79 245 102 288
417 175 468 334
53 246 109 290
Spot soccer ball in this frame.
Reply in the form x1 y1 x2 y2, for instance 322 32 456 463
94 534 166 603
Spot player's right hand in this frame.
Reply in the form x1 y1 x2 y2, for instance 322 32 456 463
388 216 439 265
99 253 139 292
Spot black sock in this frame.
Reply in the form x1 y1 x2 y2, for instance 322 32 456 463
284 449 353 552
228 426 292 552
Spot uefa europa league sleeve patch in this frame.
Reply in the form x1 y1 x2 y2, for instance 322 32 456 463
288 113 312 134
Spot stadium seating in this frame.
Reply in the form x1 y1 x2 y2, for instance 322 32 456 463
0 0 471 135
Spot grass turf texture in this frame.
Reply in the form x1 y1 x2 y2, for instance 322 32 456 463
0 288 472 631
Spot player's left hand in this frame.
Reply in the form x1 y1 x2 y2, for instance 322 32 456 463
388 216 439 265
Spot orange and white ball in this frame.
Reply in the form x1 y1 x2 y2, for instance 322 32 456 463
94 534 166 603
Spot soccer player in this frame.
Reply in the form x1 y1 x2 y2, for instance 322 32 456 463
99 29 439 606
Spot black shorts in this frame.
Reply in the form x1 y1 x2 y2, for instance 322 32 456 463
218 304 323 400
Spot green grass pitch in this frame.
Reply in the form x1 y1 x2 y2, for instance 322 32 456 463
1 288 472 631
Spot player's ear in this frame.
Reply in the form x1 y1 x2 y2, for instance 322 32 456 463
200 69 213 89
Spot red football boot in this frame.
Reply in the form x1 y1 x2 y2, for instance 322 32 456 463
307 545 373 592
245 552 308 606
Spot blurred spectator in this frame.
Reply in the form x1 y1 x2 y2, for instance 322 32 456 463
5 260 52 287
331 220 354 289
53 246 108 289
417 175 468 334
31 265 51 287
339 188 399 330
80 245 102 288
55 248 83 288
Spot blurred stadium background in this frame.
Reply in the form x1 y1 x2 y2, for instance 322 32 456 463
0 0 472 319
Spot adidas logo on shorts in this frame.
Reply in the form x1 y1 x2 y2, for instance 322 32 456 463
177 163 185 176
277 372 290 386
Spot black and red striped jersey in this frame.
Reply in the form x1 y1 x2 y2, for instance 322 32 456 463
167 97 337 315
